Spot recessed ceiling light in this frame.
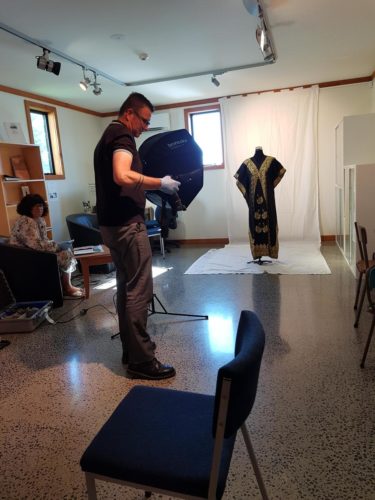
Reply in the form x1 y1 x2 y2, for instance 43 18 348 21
110 34 126 40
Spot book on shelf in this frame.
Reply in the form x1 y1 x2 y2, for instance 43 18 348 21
73 245 104 256
3 174 21 181
10 155 30 179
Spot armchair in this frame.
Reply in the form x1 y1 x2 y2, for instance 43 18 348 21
0 236 63 307
66 213 115 273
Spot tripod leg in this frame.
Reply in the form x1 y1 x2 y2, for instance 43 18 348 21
149 294 208 320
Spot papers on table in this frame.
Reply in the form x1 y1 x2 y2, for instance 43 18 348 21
73 245 104 256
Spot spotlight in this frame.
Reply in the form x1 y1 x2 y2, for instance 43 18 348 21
92 73 102 95
36 49 61 76
79 78 90 91
79 69 91 91
211 75 220 87
93 83 102 96
256 23 274 62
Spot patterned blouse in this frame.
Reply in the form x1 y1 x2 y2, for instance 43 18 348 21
10 215 76 273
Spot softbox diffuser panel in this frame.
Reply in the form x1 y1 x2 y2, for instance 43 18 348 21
139 129 203 210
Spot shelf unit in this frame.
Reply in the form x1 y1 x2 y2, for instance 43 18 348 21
335 113 375 275
0 142 52 237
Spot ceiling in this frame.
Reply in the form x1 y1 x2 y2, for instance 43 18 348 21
1 0 375 114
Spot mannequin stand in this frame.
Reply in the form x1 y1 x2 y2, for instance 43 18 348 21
247 257 272 265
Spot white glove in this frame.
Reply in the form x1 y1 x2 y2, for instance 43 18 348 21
160 175 181 195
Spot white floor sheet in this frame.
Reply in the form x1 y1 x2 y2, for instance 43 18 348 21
184 241 331 275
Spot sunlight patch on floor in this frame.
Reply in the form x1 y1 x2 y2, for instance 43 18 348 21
93 265 172 291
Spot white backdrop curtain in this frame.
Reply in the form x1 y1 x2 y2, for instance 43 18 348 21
220 85 320 243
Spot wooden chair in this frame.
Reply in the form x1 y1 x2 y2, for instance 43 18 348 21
80 310 268 499
360 265 375 368
353 223 375 328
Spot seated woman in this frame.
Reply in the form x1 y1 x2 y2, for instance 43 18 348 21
10 194 84 298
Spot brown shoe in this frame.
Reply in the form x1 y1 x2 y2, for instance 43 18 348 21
127 358 176 380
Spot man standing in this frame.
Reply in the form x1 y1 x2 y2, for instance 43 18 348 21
94 92 180 380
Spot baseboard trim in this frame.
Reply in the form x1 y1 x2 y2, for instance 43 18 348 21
175 238 229 246
173 236 336 245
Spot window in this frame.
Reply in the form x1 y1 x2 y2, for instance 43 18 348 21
24 100 65 179
184 104 224 170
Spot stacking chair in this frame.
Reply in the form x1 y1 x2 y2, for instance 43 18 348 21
145 219 165 258
353 222 375 328
360 265 375 368
80 310 268 499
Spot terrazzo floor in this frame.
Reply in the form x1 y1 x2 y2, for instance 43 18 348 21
0 243 374 499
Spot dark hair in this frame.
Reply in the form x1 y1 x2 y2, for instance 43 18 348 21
118 92 154 117
17 194 49 217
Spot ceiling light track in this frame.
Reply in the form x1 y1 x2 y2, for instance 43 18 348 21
0 8 276 90
0 21 123 87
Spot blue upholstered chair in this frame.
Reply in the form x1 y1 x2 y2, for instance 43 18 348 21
360 265 375 368
80 310 268 499
145 219 165 258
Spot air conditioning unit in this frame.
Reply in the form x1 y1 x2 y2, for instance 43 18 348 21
148 112 170 132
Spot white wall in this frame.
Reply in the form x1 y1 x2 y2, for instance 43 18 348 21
0 82 373 241
317 82 372 235
0 91 103 241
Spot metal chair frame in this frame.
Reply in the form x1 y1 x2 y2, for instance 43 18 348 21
353 222 375 328
360 265 375 368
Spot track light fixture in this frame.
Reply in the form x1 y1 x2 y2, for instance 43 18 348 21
79 69 103 96
92 73 103 96
36 49 61 76
256 20 274 62
79 68 91 91
242 0 276 62
211 75 220 87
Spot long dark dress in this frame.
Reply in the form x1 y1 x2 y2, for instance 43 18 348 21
235 150 286 259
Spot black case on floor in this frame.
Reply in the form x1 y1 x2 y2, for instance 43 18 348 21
0 270 52 333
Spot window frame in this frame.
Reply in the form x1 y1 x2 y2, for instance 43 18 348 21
184 103 224 170
24 100 65 180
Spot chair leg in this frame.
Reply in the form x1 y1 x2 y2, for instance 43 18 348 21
85 473 97 500
160 235 165 259
360 315 375 368
241 425 269 500
354 272 363 310
354 281 367 328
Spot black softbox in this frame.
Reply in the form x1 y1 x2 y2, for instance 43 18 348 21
139 129 203 212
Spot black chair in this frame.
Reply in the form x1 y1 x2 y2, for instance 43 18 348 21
0 238 63 307
66 213 115 273
353 223 375 328
80 310 268 499
360 265 375 368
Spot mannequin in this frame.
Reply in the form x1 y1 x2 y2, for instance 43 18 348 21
235 147 286 262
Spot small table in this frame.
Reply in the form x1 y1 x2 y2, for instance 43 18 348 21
75 245 113 299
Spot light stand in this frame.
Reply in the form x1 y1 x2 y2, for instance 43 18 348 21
148 293 208 320
111 293 208 340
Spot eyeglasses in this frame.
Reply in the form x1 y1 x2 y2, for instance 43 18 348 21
133 109 151 127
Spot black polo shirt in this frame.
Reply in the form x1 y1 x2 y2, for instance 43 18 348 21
94 121 145 226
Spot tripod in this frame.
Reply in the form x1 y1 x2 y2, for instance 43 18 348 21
148 293 208 319
111 293 208 339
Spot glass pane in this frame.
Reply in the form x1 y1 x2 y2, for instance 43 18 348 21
30 112 54 175
191 111 223 166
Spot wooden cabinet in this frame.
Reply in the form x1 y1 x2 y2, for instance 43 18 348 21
0 142 52 237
